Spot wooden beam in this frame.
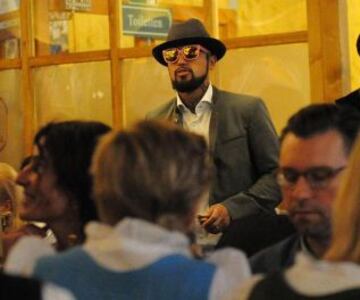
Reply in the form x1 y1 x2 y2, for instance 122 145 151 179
224 31 308 49
20 0 34 155
204 0 219 38
32 0 51 56
108 0 122 129
118 46 152 59
0 58 21 70
28 50 110 67
307 0 343 102
9 31 306 68
0 11 20 22
203 0 220 86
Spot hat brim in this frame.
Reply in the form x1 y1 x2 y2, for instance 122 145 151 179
152 37 227 66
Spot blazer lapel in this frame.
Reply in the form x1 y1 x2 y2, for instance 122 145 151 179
165 98 183 127
209 87 220 154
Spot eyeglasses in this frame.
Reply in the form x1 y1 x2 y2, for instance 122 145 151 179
162 44 210 64
276 166 346 190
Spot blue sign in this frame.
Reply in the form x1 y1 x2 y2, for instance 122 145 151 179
122 5 172 38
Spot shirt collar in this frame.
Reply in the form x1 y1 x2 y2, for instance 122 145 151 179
176 83 213 112
83 218 192 272
300 236 318 259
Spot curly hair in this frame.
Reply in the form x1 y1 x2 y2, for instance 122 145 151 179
34 121 111 231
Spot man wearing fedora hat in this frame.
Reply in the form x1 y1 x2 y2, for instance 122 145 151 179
148 18 281 249
336 34 360 111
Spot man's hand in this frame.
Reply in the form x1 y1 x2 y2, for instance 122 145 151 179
199 204 231 234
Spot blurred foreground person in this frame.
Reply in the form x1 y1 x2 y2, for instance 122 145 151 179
0 162 23 232
0 162 25 263
7 120 250 300
3 120 110 260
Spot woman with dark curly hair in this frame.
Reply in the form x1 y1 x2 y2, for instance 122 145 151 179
3 120 110 256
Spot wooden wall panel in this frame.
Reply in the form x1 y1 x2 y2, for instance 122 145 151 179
307 0 343 102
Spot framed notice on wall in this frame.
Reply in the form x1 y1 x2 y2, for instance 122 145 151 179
4 38 19 59
49 12 70 54
0 98 7 152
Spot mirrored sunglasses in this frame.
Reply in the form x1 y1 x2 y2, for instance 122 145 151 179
276 166 346 189
162 44 209 64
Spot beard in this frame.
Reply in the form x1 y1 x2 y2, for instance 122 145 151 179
289 206 331 241
292 216 331 240
171 69 208 93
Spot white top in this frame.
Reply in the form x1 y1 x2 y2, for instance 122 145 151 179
177 84 213 143
233 253 360 300
42 283 75 300
6 217 251 300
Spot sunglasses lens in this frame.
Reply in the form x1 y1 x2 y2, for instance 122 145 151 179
183 45 200 60
163 48 179 63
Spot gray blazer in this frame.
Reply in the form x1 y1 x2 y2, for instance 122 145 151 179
147 87 281 219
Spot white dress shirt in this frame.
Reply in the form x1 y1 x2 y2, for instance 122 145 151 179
176 84 213 144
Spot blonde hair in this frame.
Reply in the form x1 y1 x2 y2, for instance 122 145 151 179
91 120 211 232
325 135 360 262
0 162 23 229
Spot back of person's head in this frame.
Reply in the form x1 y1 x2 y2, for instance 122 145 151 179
280 103 360 154
34 121 111 228
0 162 23 230
92 120 211 232
325 136 360 263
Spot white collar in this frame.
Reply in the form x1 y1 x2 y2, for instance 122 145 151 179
286 252 360 294
83 218 192 271
300 236 317 258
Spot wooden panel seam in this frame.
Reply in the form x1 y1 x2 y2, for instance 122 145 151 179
0 58 21 70
28 50 110 67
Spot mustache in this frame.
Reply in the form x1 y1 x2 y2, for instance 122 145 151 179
175 67 193 75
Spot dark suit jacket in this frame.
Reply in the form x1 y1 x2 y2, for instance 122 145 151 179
336 89 360 112
0 273 42 300
250 234 301 274
147 87 281 219
216 212 295 256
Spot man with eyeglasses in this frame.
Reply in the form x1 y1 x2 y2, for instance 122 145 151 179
250 103 360 274
148 18 280 252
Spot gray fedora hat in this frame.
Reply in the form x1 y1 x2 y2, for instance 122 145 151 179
152 18 226 66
